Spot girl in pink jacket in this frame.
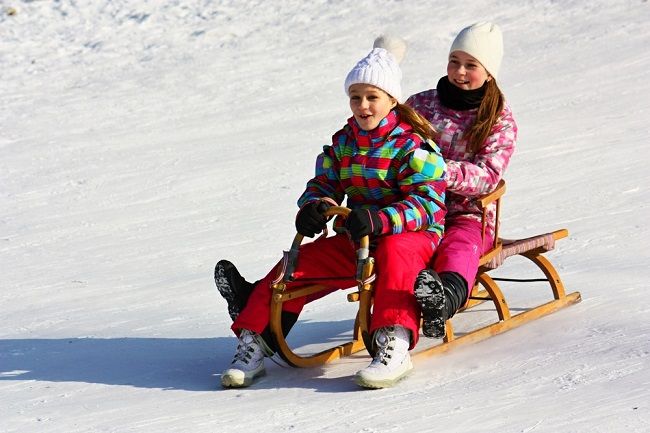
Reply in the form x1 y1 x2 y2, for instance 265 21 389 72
407 22 517 339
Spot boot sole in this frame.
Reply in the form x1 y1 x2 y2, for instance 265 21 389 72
354 360 414 389
414 271 446 338
221 368 266 388
214 261 240 321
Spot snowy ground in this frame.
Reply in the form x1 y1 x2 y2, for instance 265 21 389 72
2 0 650 432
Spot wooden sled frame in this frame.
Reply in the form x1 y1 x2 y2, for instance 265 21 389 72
269 181 581 367
416 180 581 359
269 206 374 368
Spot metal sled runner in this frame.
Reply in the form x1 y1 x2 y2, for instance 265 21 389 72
268 181 581 367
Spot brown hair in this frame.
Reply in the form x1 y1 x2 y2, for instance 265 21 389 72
463 79 505 153
394 103 438 142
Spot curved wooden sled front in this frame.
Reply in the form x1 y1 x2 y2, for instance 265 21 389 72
268 206 374 367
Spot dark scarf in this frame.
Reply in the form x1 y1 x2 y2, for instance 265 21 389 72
436 76 486 110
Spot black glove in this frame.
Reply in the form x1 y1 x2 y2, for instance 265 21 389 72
345 208 383 241
295 201 330 238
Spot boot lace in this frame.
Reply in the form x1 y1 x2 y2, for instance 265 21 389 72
231 331 260 365
373 326 396 366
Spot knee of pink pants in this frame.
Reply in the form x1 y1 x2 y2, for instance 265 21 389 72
433 218 493 291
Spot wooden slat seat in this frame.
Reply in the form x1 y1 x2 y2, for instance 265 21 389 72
483 229 567 270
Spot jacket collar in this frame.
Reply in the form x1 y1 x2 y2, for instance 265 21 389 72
347 109 400 149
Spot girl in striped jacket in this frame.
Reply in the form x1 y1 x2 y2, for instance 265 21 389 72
217 36 446 389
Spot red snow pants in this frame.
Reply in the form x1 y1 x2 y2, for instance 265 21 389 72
232 231 440 349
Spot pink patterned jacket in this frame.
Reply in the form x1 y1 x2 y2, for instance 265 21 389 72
406 88 517 239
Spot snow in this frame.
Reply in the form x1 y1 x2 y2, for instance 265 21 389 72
1 0 650 432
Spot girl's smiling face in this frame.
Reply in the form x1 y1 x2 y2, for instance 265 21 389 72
447 51 491 90
348 83 397 131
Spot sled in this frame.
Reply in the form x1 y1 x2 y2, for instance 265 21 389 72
268 180 581 367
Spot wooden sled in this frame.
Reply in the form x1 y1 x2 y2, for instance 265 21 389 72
268 181 581 367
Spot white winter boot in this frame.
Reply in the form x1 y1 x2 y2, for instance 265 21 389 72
221 329 270 388
354 325 413 389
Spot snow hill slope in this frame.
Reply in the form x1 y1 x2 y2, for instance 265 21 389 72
1 0 650 432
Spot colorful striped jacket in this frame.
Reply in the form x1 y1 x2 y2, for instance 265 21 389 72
406 88 517 239
297 109 447 237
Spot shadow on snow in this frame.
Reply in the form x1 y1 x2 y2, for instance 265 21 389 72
0 318 363 392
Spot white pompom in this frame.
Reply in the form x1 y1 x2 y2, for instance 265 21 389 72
373 35 407 64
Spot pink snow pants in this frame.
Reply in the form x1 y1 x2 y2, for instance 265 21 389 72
432 218 494 296
233 231 439 349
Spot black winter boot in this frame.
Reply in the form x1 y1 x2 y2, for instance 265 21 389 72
414 270 468 338
214 260 255 321
259 311 300 354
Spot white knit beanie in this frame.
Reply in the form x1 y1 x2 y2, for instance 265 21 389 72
344 35 407 102
449 22 503 79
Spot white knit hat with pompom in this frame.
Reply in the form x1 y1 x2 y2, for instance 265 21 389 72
344 35 407 102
